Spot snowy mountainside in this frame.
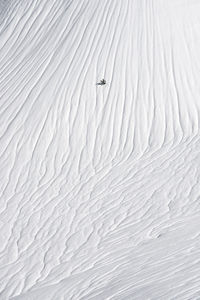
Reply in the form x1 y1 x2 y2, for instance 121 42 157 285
1 0 200 299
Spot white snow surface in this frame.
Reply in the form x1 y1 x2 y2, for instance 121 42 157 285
1 0 200 299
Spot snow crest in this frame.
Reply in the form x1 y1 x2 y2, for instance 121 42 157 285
1 0 200 299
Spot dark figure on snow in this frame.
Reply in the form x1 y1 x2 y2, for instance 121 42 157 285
100 79 106 85
97 79 106 85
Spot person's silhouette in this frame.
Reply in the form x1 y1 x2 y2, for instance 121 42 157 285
100 79 106 85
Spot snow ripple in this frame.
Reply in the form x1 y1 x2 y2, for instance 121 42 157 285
1 0 200 299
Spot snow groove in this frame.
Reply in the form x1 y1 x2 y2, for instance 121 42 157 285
1 0 200 299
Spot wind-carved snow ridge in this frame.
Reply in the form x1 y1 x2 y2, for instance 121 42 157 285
1 0 200 299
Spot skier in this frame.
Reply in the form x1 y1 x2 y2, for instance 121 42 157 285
97 79 106 85
100 79 106 85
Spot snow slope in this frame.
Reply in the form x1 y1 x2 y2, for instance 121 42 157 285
1 0 200 299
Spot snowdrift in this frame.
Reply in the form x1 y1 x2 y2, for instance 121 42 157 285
1 0 200 299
